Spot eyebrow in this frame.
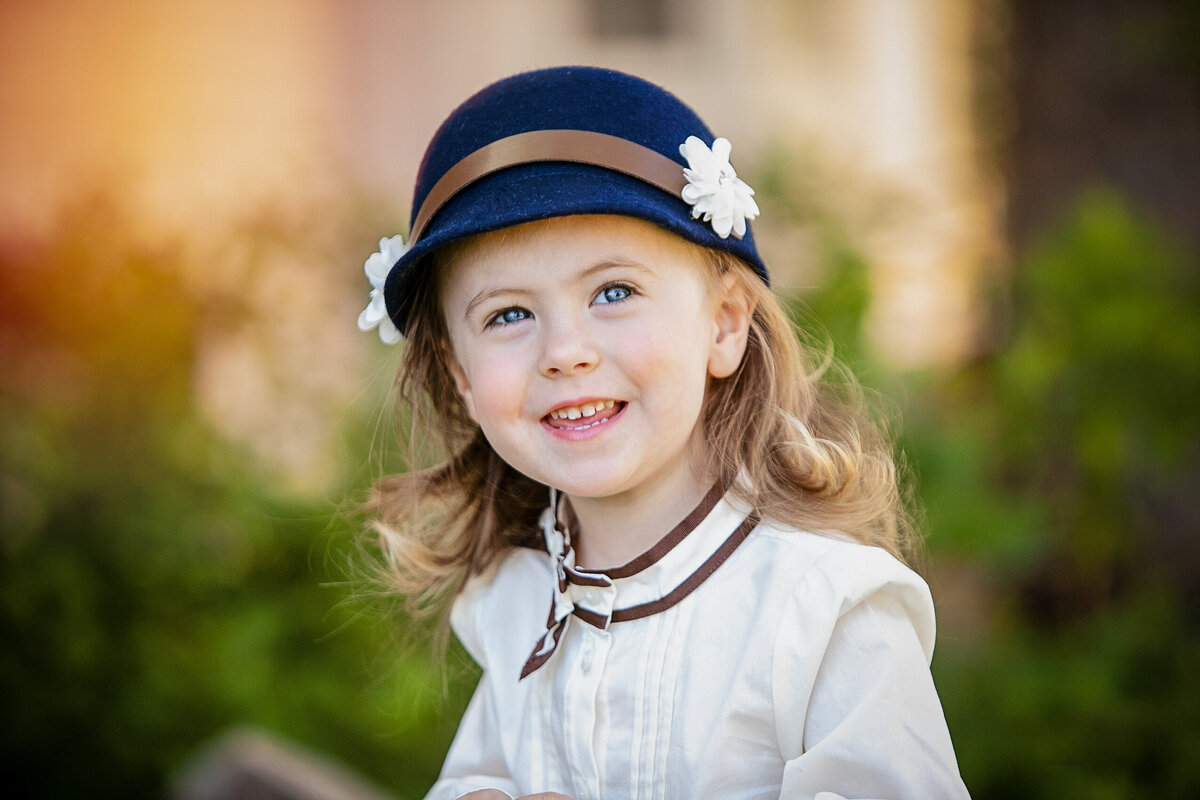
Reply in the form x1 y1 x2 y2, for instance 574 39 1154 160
461 257 653 320
463 287 531 321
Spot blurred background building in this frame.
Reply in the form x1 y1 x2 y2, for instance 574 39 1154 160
1 0 997 491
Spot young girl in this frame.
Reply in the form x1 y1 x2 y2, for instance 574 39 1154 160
357 67 970 800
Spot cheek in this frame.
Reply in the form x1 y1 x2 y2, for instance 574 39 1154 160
459 356 525 424
621 315 713 402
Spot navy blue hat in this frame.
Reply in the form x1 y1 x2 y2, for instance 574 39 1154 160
382 66 766 335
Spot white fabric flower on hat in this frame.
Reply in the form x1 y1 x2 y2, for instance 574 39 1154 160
357 235 406 345
679 136 760 239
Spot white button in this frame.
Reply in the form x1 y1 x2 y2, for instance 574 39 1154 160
583 588 601 606
581 640 594 672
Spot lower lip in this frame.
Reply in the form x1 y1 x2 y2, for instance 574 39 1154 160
541 403 626 441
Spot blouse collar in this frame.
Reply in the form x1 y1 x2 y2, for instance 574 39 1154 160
521 486 758 679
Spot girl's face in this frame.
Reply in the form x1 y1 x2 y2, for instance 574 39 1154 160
439 215 749 505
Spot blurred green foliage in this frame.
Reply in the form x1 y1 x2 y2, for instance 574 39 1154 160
0 200 472 799
942 189 1200 799
1 186 1196 799
808 188 1200 800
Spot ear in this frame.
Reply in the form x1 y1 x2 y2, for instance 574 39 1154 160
444 349 479 423
708 273 755 379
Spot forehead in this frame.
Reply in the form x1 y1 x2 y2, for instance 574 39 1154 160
436 214 709 289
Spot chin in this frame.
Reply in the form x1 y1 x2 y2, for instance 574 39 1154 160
535 471 632 501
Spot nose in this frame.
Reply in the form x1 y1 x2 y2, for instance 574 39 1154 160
538 316 599 377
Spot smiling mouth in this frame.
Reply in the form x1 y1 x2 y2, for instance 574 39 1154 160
544 400 625 430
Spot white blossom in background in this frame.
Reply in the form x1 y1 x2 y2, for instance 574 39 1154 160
679 136 760 240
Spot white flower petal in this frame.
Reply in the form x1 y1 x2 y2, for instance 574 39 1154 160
681 181 708 204
712 211 734 239
378 317 402 344
740 191 760 220
381 234 406 262
365 234 408 283
711 137 732 163
364 253 390 286
358 305 381 332
679 135 706 163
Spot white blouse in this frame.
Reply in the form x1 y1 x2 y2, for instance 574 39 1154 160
424 489 970 800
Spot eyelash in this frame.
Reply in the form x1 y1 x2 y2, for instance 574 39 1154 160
482 282 637 329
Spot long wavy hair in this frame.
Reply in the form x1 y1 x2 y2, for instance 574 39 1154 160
367 227 916 620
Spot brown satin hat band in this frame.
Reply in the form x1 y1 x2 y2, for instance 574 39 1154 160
408 129 690 244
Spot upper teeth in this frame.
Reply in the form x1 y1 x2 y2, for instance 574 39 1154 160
549 400 616 420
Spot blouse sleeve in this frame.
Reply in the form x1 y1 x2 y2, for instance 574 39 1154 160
422 579 521 800
772 545 970 800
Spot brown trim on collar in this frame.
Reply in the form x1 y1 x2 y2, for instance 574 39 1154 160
569 486 724 582
610 515 758 622
570 515 759 629
571 606 609 629
564 568 609 588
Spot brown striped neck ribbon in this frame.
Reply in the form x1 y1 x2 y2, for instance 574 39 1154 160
520 487 759 680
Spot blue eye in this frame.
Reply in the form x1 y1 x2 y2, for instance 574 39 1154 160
595 284 633 304
488 307 531 327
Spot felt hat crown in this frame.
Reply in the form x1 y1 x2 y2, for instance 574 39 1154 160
381 65 766 335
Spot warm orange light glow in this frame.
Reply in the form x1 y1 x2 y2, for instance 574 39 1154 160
0 1 336 236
